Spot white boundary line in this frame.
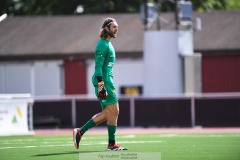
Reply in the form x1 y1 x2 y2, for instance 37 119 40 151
0 140 162 150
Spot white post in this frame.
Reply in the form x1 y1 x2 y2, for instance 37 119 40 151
191 96 195 127
71 98 76 127
30 63 35 96
130 97 135 127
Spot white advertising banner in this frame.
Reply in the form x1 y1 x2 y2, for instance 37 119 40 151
0 99 31 136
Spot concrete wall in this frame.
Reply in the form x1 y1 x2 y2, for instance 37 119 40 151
184 54 202 94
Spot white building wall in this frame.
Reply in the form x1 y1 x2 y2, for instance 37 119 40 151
0 63 32 94
34 61 63 96
87 59 144 96
143 31 184 95
0 61 63 96
0 66 4 93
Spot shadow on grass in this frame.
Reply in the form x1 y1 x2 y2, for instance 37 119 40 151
33 151 104 157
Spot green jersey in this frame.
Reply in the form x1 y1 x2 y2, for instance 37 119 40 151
92 38 116 86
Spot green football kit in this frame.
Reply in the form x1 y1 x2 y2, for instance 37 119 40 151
74 21 128 151
92 38 118 109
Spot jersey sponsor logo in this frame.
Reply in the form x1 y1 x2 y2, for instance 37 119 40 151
108 62 114 67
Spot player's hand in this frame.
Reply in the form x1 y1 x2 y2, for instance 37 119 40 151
98 81 107 99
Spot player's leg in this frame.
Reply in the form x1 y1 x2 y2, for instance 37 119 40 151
73 107 109 149
102 83 127 150
81 111 107 134
73 86 109 149
106 103 118 146
106 103 128 150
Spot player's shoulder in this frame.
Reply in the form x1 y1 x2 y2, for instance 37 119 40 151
96 38 109 50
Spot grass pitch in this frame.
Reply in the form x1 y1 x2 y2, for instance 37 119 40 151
0 133 240 160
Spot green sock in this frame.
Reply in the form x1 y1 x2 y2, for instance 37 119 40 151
81 118 96 134
108 125 117 141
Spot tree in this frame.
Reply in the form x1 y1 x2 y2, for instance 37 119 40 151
226 0 240 10
1 0 80 15
0 0 142 15
0 0 239 16
192 0 227 12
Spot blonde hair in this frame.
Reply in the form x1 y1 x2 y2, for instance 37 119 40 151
100 18 116 38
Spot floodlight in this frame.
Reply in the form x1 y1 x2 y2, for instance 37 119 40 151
177 1 192 21
140 3 158 23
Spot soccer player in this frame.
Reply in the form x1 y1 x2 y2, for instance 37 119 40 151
73 18 128 151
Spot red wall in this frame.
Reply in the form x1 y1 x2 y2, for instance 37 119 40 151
202 55 240 93
64 59 87 94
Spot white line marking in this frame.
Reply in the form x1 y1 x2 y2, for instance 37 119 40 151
0 146 37 149
150 134 240 138
119 135 136 138
0 140 162 150
0 139 36 142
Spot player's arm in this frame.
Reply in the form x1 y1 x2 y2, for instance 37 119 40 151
95 46 108 99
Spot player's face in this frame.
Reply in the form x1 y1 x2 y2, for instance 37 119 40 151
108 22 118 38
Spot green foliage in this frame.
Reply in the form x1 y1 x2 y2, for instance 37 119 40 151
192 0 227 12
226 0 240 10
0 0 239 15
82 0 141 14
1 0 79 15
0 0 141 15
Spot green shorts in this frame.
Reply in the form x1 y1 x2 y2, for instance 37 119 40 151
94 82 118 109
